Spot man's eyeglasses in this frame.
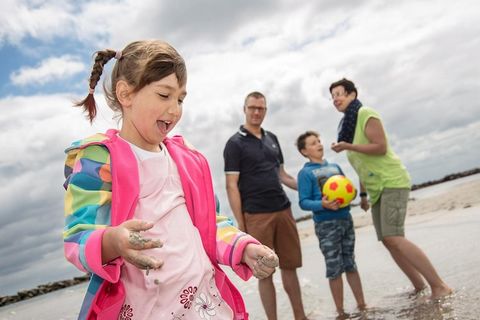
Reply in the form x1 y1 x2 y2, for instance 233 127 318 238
246 106 267 113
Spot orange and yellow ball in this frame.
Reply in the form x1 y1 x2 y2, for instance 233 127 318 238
322 175 356 208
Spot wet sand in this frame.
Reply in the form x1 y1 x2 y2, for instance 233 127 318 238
237 175 480 319
1 175 479 320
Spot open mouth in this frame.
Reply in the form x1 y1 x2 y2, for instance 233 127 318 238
157 120 172 133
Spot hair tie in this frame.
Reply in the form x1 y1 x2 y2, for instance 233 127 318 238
114 51 122 60
89 87 95 94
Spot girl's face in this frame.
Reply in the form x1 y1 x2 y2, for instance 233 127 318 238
302 135 324 161
121 73 187 152
331 85 355 113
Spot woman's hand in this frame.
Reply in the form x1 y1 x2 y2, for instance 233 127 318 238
360 197 370 212
242 244 279 279
332 119 388 155
331 141 351 153
322 195 340 210
103 219 164 273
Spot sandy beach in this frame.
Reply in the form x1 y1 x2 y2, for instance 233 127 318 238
1 174 479 320
235 173 480 319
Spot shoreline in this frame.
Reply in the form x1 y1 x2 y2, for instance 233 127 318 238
1 167 479 307
295 167 480 224
297 170 480 240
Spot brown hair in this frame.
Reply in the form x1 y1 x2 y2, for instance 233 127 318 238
243 91 266 107
329 78 358 98
75 40 187 122
296 130 319 155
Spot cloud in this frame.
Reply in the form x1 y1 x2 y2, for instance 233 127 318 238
10 55 86 86
0 93 115 295
0 0 76 45
1 0 480 296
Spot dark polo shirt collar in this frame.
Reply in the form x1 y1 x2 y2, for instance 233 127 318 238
238 125 266 138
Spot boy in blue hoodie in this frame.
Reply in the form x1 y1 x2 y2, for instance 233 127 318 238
296 130 366 318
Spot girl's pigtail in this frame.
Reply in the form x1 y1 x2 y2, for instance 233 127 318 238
74 50 117 123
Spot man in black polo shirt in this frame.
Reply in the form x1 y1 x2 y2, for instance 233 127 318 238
224 91 308 320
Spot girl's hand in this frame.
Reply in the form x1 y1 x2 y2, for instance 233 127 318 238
242 244 279 279
105 219 164 272
322 195 340 210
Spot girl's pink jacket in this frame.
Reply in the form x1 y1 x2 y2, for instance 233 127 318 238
63 129 257 319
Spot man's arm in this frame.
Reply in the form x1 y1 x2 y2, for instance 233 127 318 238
225 173 246 231
279 164 297 191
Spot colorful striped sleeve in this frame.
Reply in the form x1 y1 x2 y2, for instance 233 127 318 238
63 144 113 275
215 215 260 280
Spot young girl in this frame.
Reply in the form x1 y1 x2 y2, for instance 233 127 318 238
63 40 278 320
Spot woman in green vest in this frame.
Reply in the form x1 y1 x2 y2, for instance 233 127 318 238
329 78 451 299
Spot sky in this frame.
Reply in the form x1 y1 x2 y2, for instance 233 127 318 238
1 0 479 296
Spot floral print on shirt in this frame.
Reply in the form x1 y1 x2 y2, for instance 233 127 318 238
179 286 198 309
194 293 216 319
119 304 134 320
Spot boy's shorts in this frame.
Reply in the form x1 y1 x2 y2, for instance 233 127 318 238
315 218 357 279
371 188 410 241
244 207 302 269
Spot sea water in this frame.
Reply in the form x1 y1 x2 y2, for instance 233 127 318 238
290 206 480 320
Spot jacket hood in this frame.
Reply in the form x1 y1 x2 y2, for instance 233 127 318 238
302 159 329 169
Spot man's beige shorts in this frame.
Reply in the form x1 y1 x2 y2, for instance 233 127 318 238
371 188 410 241
244 207 302 269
